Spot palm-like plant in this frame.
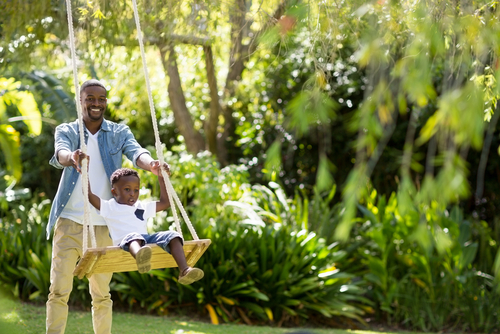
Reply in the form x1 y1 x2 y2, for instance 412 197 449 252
0 77 41 185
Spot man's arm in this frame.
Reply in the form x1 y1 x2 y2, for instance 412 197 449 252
137 153 172 176
136 153 154 172
118 124 170 173
57 149 87 173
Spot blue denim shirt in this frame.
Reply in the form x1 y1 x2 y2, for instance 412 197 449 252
47 119 150 239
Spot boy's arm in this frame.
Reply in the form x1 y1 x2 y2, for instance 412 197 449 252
151 161 170 212
81 154 101 210
88 181 101 211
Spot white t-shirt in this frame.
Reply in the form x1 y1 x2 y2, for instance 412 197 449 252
60 130 111 225
99 198 157 245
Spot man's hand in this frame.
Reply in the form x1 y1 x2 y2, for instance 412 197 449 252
150 160 171 177
70 149 88 173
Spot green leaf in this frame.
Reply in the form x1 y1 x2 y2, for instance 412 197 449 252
288 89 338 137
458 242 478 270
23 71 76 122
316 155 335 192
435 228 453 256
264 140 282 179
0 96 6 119
0 124 22 181
240 302 266 315
246 292 269 301
14 91 42 135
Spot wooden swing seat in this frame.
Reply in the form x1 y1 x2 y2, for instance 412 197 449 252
73 239 211 279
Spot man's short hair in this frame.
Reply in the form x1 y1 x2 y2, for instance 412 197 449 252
110 168 140 186
80 79 107 94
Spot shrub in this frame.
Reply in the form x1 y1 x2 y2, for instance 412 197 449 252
0 193 52 302
353 190 500 332
114 152 369 325
2 150 498 331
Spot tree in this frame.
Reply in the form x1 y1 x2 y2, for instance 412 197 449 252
3 0 291 165
255 1 500 241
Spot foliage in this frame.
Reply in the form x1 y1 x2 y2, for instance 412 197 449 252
118 151 368 325
0 77 42 184
16 71 77 199
111 192 368 326
223 183 370 325
296 1 500 240
19 71 76 123
1 151 499 331
0 151 369 326
353 190 500 332
3 0 500 332
0 193 51 302
129 149 250 234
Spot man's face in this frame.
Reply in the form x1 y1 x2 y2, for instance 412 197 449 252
81 85 107 123
111 175 140 206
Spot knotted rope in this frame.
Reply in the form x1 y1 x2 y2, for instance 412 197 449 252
65 0 97 252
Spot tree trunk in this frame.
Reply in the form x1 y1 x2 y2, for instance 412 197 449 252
218 0 290 166
217 0 247 166
159 43 205 153
203 45 220 157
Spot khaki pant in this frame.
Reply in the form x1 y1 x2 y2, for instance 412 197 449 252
46 218 113 334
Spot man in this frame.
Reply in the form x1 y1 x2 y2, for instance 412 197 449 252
46 79 166 334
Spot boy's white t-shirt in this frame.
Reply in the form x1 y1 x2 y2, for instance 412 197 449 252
99 199 157 245
60 130 111 225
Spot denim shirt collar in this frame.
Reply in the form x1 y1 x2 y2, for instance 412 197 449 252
79 118 112 136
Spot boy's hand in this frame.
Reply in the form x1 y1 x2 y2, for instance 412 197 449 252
150 160 171 177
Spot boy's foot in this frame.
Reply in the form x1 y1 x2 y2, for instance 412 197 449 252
178 267 204 285
135 246 152 273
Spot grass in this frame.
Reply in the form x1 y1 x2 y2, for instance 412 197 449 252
0 294 434 334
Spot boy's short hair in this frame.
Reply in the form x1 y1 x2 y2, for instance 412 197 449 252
110 168 139 186
80 79 107 94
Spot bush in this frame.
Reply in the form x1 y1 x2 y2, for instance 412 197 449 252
353 190 500 332
2 150 498 331
114 152 368 325
0 193 52 302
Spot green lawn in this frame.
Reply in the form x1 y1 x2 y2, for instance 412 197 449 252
0 294 434 334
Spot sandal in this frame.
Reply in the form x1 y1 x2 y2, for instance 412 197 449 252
178 267 204 285
135 246 152 273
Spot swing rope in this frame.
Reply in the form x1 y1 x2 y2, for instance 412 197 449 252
65 0 200 253
131 0 199 241
65 0 97 252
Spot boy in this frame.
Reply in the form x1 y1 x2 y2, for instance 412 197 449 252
87 159 204 285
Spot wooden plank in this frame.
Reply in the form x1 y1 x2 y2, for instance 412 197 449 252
73 239 211 279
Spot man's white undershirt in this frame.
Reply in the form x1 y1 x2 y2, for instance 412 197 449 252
60 130 112 225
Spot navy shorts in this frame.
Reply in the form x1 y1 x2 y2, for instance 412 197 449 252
119 231 183 254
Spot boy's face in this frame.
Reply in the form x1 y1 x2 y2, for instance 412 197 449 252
111 175 140 206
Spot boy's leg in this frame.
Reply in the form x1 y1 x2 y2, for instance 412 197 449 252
120 233 151 273
46 218 82 334
128 239 143 257
148 232 204 285
88 225 113 334
169 237 188 272
147 232 185 268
